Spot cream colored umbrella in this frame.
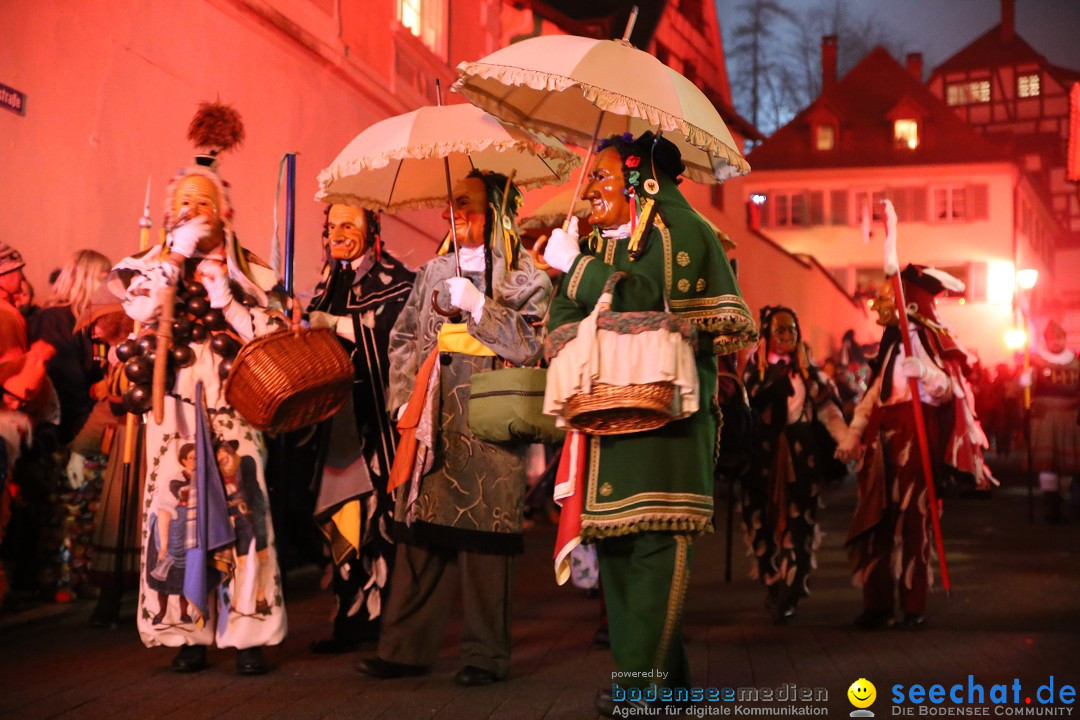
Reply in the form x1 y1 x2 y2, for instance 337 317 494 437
519 186 590 230
315 102 580 212
453 33 750 187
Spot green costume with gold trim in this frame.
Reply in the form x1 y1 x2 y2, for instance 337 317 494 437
547 135 755 691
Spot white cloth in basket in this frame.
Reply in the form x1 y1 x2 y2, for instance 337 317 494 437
543 291 699 428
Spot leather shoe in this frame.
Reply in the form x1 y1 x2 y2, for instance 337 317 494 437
357 656 428 679
236 647 270 675
454 665 501 686
595 689 651 717
854 609 894 630
171 645 208 673
310 637 361 654
773 602 797 625
899 613 927 630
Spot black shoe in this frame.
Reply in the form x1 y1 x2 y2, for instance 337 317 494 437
595 689 650 717
171 645 208 673
593 623 610 647
310 637 361 654
454 665 501 686
356 656 428 679
854 610 894 630
773 601 797 625
236 647 270 675
899 613 926 630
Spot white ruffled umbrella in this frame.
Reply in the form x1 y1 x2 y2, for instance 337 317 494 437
453 33 750 186
315 102 580 213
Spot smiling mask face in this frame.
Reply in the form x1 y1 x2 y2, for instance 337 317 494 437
326 204 368 261
582 147 632 231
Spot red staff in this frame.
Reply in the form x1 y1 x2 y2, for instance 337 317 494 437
881 199 950 595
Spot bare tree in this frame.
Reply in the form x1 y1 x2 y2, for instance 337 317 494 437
726 0 795 131
722 0 909 138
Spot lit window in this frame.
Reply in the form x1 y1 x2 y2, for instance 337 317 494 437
945 80 990 105
968 80 990 103
814 124 835 151
397 0 447 59
932 185 968 222
1018 73 1040 98
894 119 919 149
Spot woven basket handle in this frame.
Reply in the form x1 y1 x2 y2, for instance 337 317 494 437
595 271 629 313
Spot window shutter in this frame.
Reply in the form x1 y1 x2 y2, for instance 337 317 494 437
912 187 928 222
890 188 909 222
760 198 772 227
830 189 848 225
972 184 989 220
809 191 825 225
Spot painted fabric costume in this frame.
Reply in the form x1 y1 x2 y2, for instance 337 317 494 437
307 247 414 643
111 240 288 650
376 189 551 678
546 140 755 689
844 269 991 620
741 352 846 611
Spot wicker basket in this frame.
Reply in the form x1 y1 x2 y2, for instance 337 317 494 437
554 272 696 436
224 327 353 433
564 381 676 435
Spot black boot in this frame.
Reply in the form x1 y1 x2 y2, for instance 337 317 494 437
236 647 270 675
171 645 208 673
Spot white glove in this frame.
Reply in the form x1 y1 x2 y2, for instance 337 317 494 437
1018 369 1033 388
447 277 486 323
900 356 926 379
197 259 233 308
308 311 340 330
542 216 581 273
168 216 211 259
66 451 87 490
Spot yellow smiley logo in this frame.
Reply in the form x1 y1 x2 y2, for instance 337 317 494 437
848 678 877 709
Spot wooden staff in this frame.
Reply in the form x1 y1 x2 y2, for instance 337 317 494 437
882 199 950 595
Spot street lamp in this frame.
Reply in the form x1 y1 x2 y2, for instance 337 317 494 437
1017 268 1039 291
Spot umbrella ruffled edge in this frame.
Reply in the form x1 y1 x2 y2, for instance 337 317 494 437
315 140 581 211
455 61 752 182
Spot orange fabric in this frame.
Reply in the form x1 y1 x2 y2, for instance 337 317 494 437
386 347 440 493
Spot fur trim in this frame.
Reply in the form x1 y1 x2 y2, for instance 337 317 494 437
187 102 245 154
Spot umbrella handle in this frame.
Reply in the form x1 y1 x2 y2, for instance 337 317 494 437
431 289 461 319
564 111 605 231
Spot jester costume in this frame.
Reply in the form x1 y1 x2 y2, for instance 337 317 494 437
844 265 992 627
546 134 755 689
306 209 414 648
741 307 847 623
370 171 550 681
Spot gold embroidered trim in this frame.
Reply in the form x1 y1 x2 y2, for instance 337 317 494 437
696 278 706 292
676 251 690 267
669 293 749 310
654 534 691 674
567 256 593 301
677 278 690 292
660 225 673 294
604 236 616 265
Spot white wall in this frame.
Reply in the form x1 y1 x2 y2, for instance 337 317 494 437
0 0 446 306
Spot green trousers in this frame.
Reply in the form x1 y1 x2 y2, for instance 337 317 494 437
596 532 694 689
